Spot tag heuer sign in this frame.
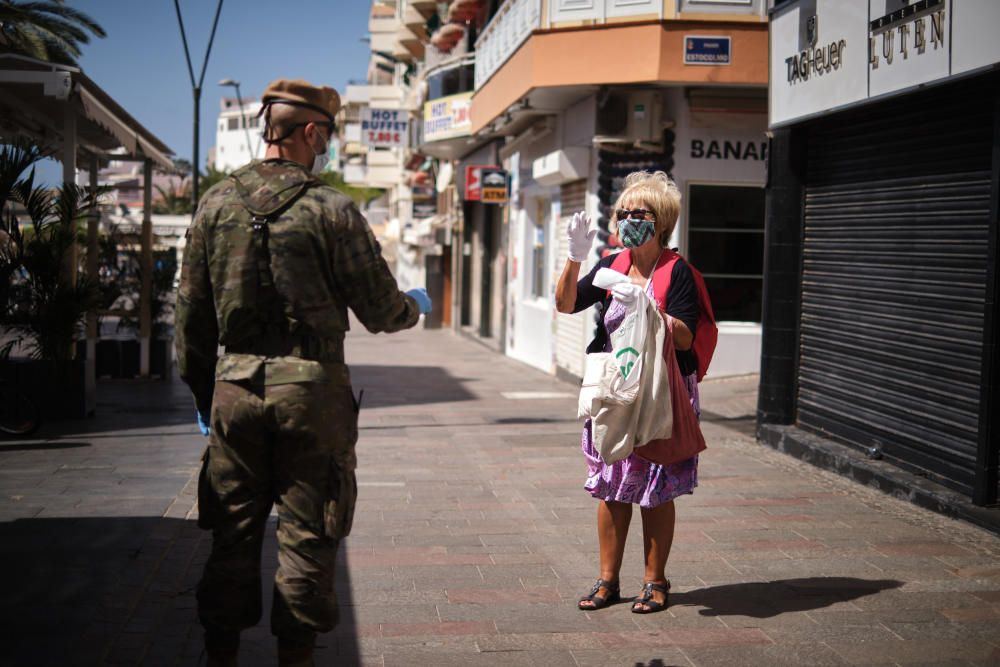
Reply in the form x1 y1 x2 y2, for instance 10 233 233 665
480 168 509 204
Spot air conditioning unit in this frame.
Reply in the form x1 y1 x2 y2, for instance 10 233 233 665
594 90 663 146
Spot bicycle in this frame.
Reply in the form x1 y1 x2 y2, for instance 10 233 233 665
0 381 41 437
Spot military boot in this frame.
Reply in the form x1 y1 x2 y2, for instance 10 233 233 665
204 630 239 667
277 639 314 667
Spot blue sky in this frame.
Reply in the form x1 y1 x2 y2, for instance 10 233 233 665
39 0 372 179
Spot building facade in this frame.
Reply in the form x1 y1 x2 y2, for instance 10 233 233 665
213 97 266 172
344 1 773 365
759 0 1000 507
467 0 770 377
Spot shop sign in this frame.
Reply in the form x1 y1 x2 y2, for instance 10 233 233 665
690 139 767 162
868 0 949 97
464 164 496 201
769 1 875 127
361 108 408 147
423 92 473 143
480 168 509 204
771 0 1000 128
684 36 731 66
413 184 436 219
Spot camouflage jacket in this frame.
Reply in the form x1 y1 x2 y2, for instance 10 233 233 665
175 159 420 415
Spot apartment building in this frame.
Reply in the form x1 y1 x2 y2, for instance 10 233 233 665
213 96 266 172
343 0 481 330
345 1 769 357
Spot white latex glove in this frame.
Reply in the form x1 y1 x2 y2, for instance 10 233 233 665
567 211 597 262
610 282 643 305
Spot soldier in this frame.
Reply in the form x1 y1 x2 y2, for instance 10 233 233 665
175 79 431 666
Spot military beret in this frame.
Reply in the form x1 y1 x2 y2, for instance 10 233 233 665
260 79 340 121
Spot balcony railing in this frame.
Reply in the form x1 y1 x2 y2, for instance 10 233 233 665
475 0 764 90
474 0 542 90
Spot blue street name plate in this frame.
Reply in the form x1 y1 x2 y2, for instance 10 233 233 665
684 36 732 65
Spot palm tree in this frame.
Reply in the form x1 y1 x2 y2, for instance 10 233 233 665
0 1 106 65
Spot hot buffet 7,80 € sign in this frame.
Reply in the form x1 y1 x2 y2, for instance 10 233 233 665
361 108 408 148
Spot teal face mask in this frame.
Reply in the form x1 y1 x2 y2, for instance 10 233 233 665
618 218 656 248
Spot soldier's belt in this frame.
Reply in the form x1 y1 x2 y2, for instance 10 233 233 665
221 335 343 362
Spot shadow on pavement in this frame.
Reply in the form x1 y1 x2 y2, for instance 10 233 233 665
699 411 757 438
673 577 903 617
350 365 475 408
0 440 91 451
0 516 360 665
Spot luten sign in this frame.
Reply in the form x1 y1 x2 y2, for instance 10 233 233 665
868 0 945 69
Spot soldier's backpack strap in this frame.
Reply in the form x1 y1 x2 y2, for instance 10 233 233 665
229 174 319 335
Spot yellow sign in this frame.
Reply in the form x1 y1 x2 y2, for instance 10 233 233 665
482 188 508 203
480 167 508 204
423 92 473 143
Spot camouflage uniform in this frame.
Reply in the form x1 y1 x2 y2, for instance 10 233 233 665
176 158 419 647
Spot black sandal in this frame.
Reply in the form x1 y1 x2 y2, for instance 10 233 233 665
631 581 670 614
578 579 620 610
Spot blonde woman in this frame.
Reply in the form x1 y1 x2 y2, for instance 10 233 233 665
555 171 700 614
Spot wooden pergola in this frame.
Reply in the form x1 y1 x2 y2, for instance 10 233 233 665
0 54 176 409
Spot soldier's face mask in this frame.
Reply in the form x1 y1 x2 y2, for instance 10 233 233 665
308 122 333 175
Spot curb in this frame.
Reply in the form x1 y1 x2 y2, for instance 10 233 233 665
757 423 1000 536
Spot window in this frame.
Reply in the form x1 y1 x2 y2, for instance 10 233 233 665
687 184 765 322
427 62 475 101
227 117 239 131
247 117 259 128
530 198 549 299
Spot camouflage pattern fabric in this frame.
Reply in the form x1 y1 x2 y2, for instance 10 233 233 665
176 158 420 643
176 158 420 416
196 379 358 644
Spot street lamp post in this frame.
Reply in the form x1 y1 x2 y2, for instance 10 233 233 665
219 78 256 161
173 0 225 214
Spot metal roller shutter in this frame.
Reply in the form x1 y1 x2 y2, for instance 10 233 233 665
797 79 993 495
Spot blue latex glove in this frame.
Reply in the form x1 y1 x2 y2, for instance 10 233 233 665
196 411 210 437
405 287 432 314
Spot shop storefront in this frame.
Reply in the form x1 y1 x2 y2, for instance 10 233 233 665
760 0 1000 507
668 88 768 377
456 142 507 347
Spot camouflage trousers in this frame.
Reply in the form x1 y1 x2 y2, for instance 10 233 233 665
196 378 359 645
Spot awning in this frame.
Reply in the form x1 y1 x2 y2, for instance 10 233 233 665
436 161 454 193
0 54 174 171
448 0 483 22
430 23 465 51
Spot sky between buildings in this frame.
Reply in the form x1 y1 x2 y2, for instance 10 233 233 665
35 0 372 182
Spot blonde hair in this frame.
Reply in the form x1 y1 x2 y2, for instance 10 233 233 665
612 171 681 248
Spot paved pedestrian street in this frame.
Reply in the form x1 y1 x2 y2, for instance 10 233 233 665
1 324 999 666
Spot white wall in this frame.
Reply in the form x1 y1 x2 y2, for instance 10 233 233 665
505 144 560 373
214 101 265 172
552 95 598 380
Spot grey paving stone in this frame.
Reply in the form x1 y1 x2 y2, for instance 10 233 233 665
572 647 693 667
2 322 999 666
680 643 849 666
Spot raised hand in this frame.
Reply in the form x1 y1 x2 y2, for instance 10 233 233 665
567 211 597 262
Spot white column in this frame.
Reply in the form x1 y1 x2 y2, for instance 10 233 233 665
139 159 153 377
62 104 78 361
85 155 99 412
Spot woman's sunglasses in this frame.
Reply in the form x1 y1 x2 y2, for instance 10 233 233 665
615 208 655 221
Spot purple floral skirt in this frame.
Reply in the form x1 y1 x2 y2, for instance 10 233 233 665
581 283 699 508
